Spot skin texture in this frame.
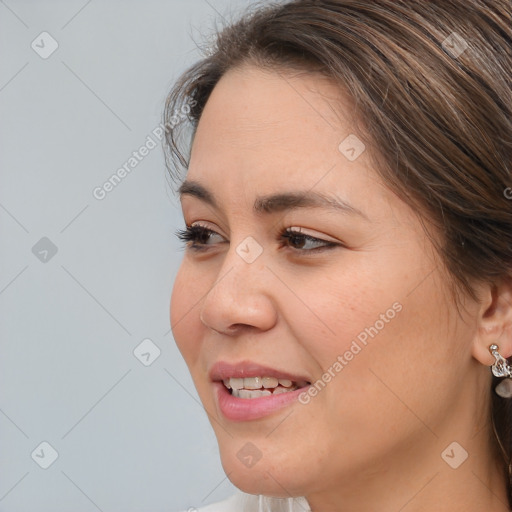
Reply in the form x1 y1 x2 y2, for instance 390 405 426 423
170 65 512 511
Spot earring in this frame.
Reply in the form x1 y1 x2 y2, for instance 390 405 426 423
489 344 512 398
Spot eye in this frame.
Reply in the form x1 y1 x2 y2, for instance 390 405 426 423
175 224 225 251
174 224 341 253
280 227 340 252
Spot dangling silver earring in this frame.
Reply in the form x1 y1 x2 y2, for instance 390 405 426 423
489 344 512 398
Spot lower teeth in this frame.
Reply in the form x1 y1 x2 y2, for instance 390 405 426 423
231 386 298 399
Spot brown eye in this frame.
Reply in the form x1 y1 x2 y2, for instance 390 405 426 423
175 225 225 250
175 225 342 254
280 229 340 252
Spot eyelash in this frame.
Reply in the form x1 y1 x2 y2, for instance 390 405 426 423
174 224 341 254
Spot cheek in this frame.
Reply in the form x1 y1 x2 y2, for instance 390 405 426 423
316 270 460 432
290 269 387 366
170 263 203 366
292 262 455 414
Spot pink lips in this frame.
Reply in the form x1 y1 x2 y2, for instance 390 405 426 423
210 360 311 422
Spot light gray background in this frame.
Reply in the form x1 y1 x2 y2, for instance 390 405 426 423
0 1 258 510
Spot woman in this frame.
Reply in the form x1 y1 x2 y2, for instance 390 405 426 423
165 1 512 510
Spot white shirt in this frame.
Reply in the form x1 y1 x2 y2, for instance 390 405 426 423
182 491 311 512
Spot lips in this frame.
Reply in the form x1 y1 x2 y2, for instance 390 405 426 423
209 361 311 420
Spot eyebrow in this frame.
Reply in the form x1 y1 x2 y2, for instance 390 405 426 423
178 179 369 220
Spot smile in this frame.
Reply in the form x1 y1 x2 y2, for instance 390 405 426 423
223 376 309 398
210 361 312 421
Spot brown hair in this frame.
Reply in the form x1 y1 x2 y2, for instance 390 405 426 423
163 0 512 504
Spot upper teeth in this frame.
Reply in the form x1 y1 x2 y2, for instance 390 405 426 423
223 377 294 390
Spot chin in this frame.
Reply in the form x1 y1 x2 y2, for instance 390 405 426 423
223 464 297 498
217 440 312 499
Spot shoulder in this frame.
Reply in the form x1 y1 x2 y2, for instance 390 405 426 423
179 492 311 512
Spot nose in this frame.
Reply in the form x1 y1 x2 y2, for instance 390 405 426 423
199 245 278 336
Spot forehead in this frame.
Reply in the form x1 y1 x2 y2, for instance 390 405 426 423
192 64 353 148
188 65 371 187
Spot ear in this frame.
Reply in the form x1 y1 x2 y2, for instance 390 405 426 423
472 276 512 366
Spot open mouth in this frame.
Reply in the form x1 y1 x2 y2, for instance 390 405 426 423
223 376 310 399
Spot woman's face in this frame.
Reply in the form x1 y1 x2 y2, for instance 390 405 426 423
170 65 484 499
